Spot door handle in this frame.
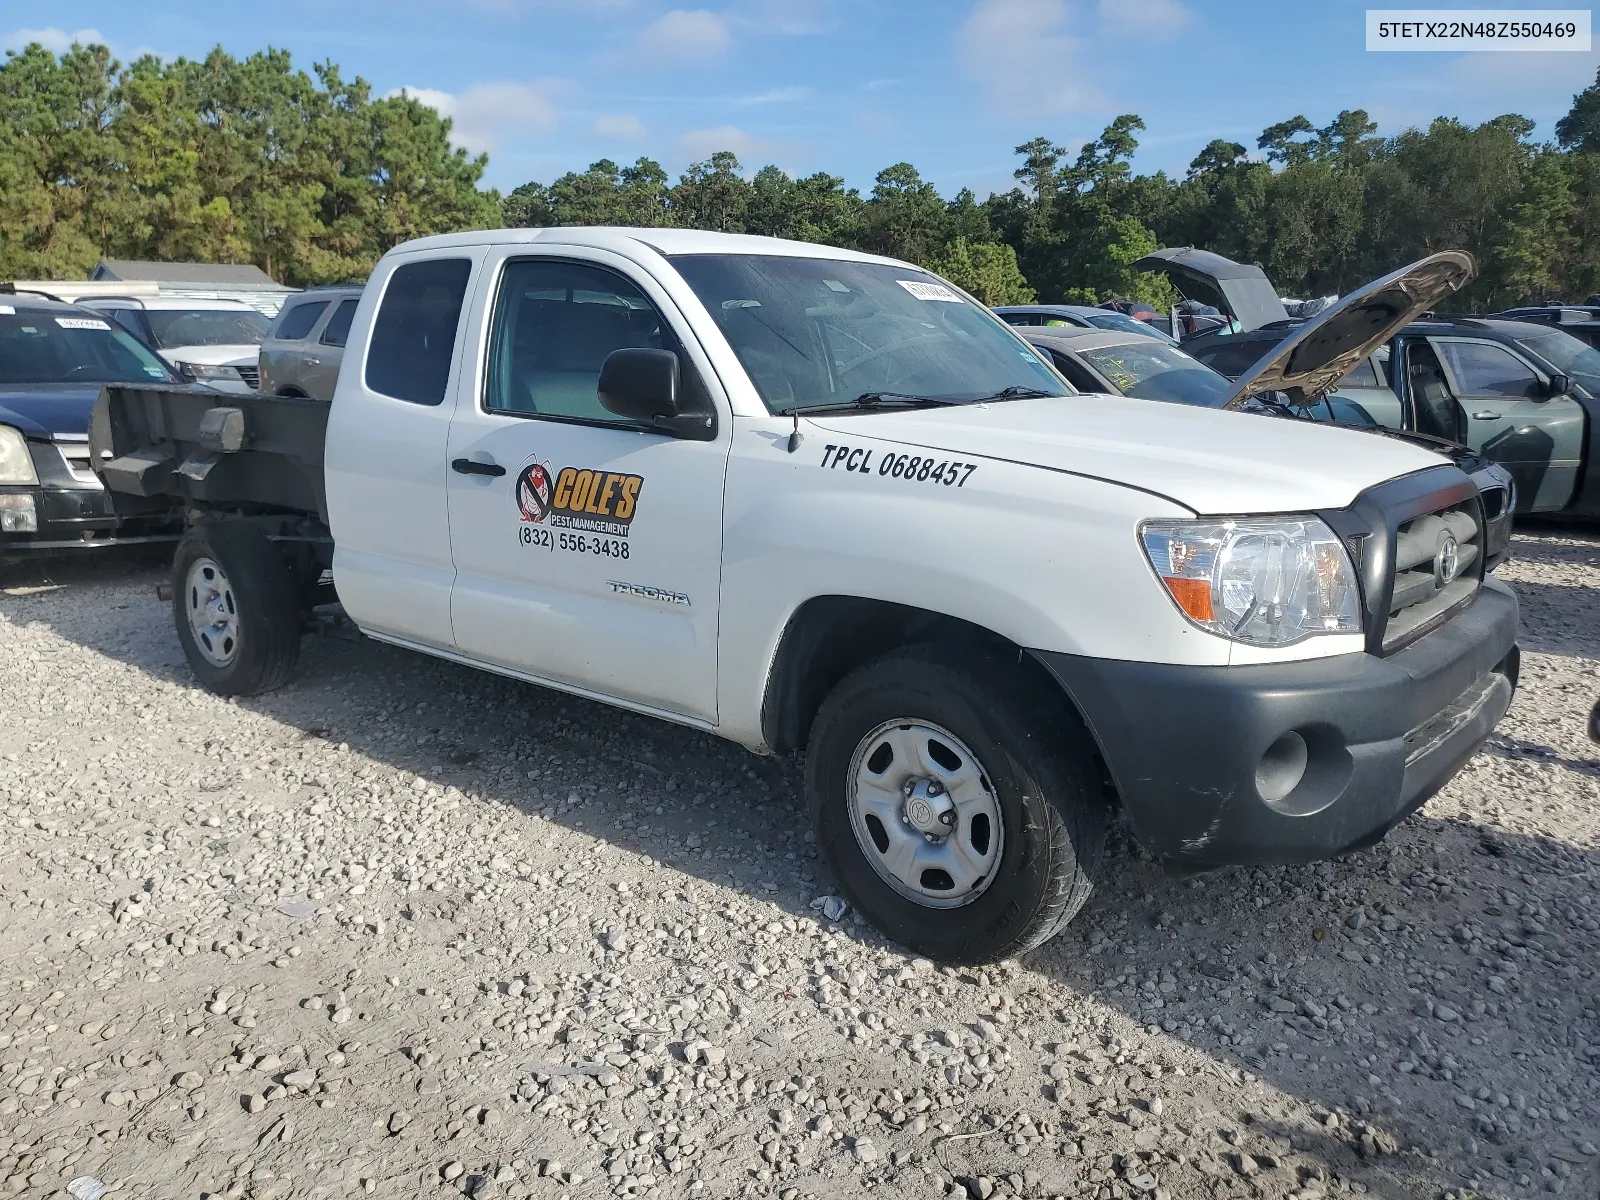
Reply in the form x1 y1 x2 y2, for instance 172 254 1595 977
452 458 506 477
1471 410 1500 420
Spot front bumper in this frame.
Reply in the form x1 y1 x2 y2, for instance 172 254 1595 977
1034 577 1519 869
1 439 181 553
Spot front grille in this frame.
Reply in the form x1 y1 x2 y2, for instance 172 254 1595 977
55 441 107 487
1383 499 1481 650
235 365 261 390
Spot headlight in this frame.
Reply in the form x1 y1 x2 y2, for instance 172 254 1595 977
0 425 38 485
1140 516 1362 646
177 362 242 383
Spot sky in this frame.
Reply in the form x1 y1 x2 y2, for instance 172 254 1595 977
5 0 1599 198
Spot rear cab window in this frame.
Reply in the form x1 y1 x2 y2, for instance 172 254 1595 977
365 259 473 406
274 302 329 342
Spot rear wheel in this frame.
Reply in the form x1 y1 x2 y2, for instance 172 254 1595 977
806 644 1108 963
172 521 301 696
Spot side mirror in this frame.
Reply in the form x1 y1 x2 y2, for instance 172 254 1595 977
598 348 680 422
1546 372 1571 398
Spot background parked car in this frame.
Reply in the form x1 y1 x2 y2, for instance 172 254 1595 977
1020 324 1515 568
0 291 184 554
257 286 362 400
994 304 1178 343
1490 304 1600 350
80 296 270 392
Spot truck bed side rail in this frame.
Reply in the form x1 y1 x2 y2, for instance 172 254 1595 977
90 385 330 522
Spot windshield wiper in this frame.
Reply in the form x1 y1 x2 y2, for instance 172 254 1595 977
783 391 963 417
970 385 1055 402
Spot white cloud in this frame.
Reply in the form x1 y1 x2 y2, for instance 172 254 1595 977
728 0 834 35
1096 0 1191 39
957 0 1099 114
387 82 561 153
593 113 647 138
679 125 777 160
631 9 731 64
2 26 106 54
738 86 811 106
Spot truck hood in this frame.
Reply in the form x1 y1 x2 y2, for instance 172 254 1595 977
0 383 103 439
807 394 1448 515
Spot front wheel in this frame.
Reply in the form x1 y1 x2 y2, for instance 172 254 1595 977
806 645 1108 964
172 521 302 696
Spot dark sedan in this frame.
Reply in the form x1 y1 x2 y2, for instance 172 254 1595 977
0 292 186 555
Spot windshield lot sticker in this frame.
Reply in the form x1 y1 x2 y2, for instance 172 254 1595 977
821 443 977 487
516 455 643 559
896 280 962 303
55 317 112 331
0 306 12 315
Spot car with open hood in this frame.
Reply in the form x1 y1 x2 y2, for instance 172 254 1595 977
0 290 186 555
1134 248 1600 517
90 231 1518 965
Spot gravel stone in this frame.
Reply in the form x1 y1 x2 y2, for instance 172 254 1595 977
0 538 1595 1200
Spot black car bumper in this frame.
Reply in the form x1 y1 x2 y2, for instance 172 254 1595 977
0 482 181 552
1033 578 1519 870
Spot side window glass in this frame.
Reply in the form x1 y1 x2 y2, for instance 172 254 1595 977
1334 357 1379 389
485 258 678 423
275 302 328 342
320 299 359 347
365 259 472 407
1437 340 1540 399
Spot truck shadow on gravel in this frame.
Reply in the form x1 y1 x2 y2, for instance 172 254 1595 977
6 554 1599 1198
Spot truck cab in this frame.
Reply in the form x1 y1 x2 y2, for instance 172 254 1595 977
93 230 1519 964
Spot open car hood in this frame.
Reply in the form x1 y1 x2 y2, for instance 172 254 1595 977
1129 246 1289 332
1222 251 1477 410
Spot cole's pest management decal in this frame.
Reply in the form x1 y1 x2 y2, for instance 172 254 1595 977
515 455 643 559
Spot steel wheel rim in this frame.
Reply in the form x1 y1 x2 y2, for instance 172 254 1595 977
847 719 1004 909
185 556 240 668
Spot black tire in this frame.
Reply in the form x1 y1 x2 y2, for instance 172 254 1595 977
172 520 302 696
806 644 1108 964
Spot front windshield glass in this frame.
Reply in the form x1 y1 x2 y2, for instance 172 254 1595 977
0 312 175 385
1082 310 1178 344
1513 328 1600 394
1078 340 1233 407
145 309 270 348
668 254 1069 412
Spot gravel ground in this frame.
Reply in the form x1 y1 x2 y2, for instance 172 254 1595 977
1 530 1597 1200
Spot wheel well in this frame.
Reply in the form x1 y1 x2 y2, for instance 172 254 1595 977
759 596 1100 764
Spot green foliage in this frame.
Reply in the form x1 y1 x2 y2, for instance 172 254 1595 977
926 238 1034 305
0 40 499 283
8 35 1600 314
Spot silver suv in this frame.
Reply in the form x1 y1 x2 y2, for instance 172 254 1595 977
257 286 362 400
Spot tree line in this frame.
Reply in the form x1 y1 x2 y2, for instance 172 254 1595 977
5 39 1599 312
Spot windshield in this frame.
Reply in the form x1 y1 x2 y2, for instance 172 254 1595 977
0 312 176 385
1513 328 1600 394
668 254 1069 413
144 309 270 348
1081 310 1178 344
1078 340 1233 407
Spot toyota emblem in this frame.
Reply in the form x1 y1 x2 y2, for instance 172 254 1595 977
1434 534 1460 586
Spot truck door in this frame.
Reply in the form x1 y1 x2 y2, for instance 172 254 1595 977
1431 336 1583 512
325 250 484 648
444 250 729 722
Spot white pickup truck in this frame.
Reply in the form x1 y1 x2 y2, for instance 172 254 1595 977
92 229 1519 964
